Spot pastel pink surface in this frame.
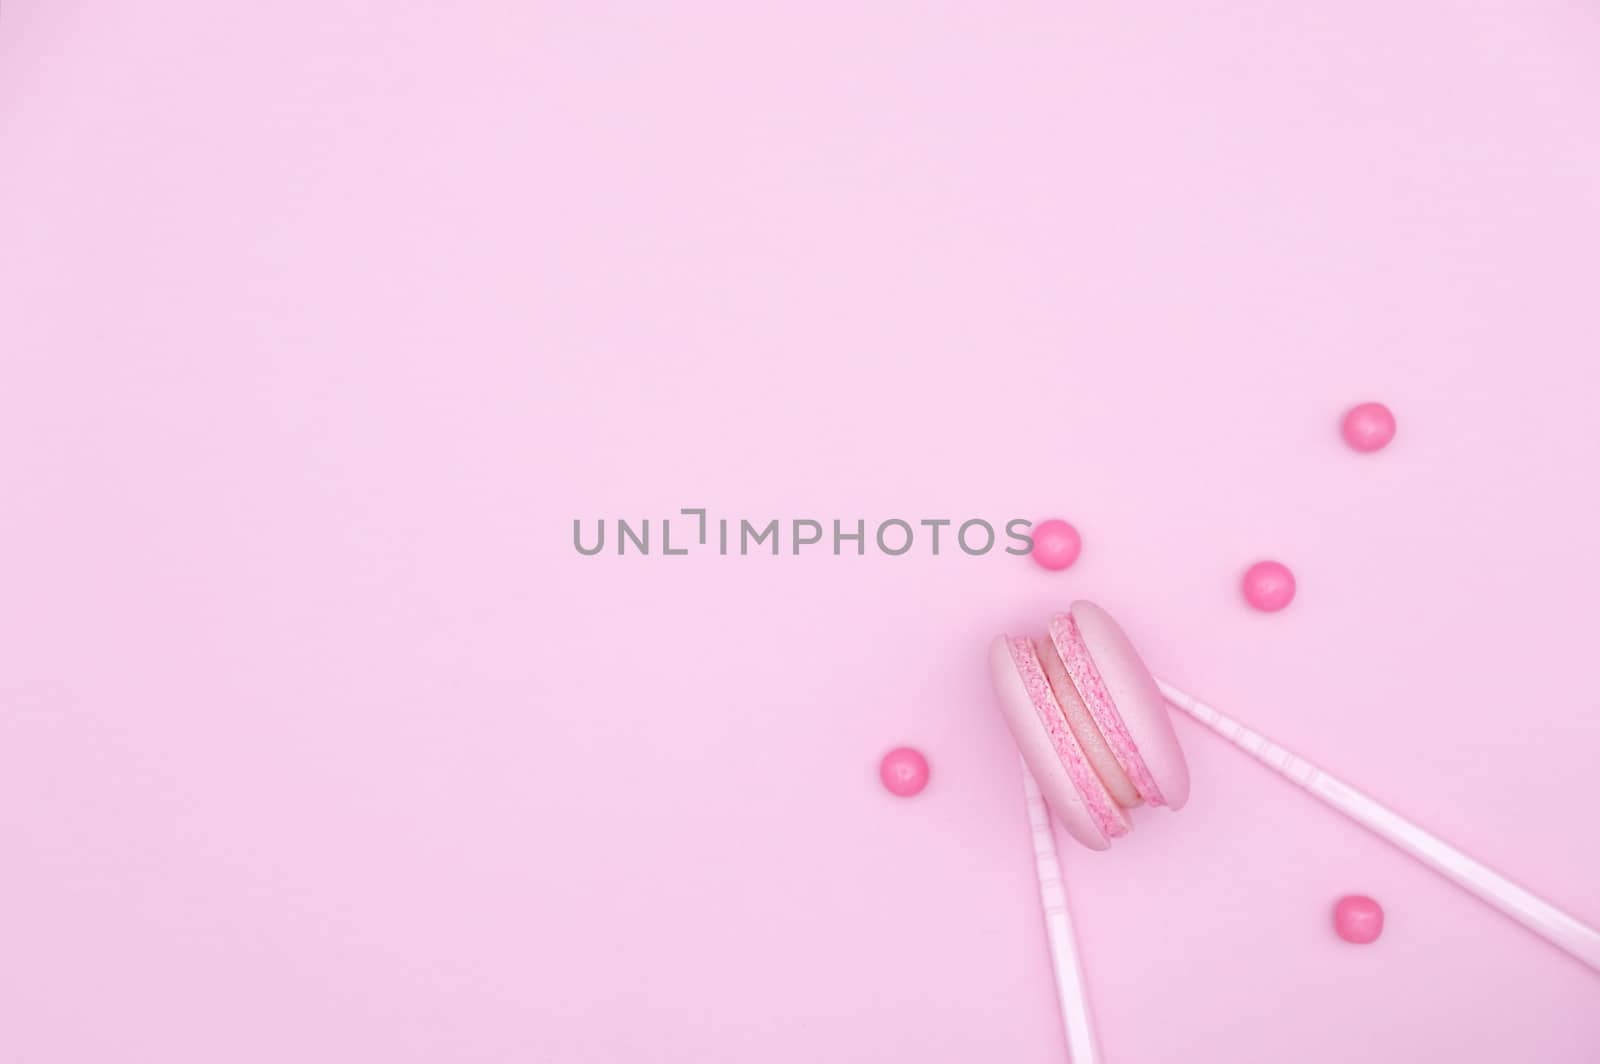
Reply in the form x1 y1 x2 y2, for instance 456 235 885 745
4 4 1600 1064
1242 560 1298 612
1334 895 1386 944
1030 519 1081 571
1342 402 1398 453
879 747 930 797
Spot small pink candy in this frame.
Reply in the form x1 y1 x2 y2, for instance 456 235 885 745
879 747 930 797
1031 519 1082 571
1341 401 1397 453
1333 894 1384 944
1242 560 1296 612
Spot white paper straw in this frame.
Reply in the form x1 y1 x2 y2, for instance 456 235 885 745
1022 756 1101 1062
1157 677 1600 973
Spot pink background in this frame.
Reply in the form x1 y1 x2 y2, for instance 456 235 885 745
3 3 1598 1061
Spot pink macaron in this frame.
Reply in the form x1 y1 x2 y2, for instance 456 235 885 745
989 601 1190 849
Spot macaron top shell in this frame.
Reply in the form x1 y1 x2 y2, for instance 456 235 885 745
1067 601 1190 810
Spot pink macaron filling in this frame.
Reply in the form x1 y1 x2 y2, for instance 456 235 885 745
1049 611 1167 806
1005 637 1129 839
1033 634 1139 808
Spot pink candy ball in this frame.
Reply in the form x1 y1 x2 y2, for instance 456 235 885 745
879 747 930 797
1031 519 1082 571
1341 402 1397 453
1242 560 1296 612
1333 894 1384 944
